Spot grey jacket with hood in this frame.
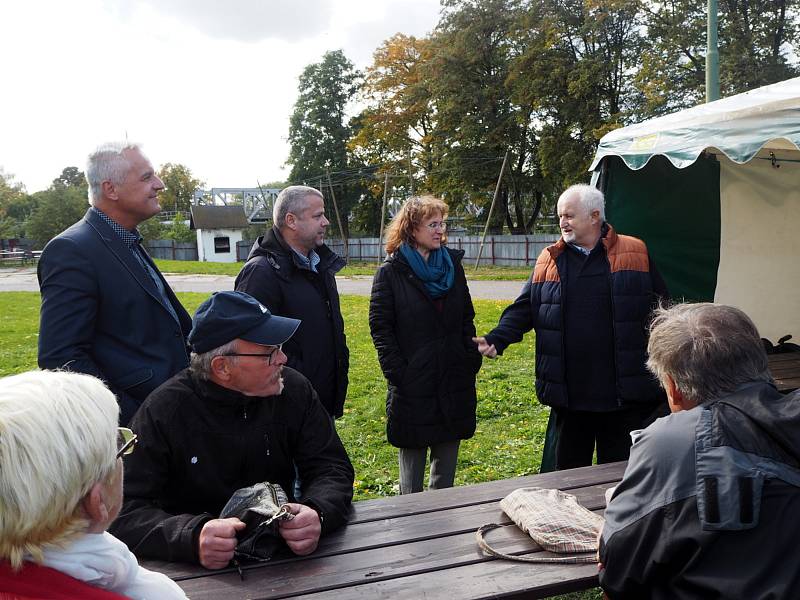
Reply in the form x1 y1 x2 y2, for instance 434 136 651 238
599 382 800 599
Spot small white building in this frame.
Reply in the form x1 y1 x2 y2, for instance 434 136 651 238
190 205 250 263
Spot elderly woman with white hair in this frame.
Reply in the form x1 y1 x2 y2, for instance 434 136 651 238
0 370 186 599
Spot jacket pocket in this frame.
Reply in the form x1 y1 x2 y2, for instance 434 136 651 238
115 368 154 390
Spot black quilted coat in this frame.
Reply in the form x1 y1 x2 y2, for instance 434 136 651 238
369 247 482 448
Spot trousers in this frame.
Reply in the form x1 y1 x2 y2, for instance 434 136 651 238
398 440 461 494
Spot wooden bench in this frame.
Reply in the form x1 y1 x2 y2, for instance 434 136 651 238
768 353 800 393
142 461 625 599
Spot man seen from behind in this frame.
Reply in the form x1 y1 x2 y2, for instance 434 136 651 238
599 303 800 599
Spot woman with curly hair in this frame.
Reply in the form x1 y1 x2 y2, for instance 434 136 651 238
369 196 482 494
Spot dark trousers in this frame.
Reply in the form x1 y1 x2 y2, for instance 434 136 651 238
541 404 666 472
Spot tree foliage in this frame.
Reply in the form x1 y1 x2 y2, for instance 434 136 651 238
158 163 204 213
341 0 799 234
27 186 87 248
286 50 367 237
0 170 29 239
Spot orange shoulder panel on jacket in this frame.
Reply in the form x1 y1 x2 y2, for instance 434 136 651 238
606 234 650 273
532 247 561 284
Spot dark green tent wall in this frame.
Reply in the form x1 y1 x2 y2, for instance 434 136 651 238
600 155 721 302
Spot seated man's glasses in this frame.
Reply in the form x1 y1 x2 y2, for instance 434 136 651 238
117 427 138 459
222 344 283 366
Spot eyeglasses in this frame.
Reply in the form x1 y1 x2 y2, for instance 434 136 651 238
116 427 138 459
222 344 283 366
425 221 447 231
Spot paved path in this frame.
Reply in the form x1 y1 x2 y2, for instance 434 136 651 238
0 268 525 300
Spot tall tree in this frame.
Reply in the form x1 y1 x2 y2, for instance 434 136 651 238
52 166 86 189
0 170 30 239
426 0 544 233
287 50 361 237
26 186 87 248
637 0 799 116
157 163 204 213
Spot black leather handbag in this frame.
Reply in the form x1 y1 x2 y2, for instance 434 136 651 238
219 481 294 562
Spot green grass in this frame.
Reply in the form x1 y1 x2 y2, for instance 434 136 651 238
0 292 541 496
154 258 531 280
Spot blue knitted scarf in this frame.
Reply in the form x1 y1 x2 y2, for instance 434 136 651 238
399 243 454 298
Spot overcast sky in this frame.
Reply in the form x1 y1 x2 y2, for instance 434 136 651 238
0 0 442 193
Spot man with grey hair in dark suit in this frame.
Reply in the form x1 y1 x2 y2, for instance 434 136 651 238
37 142 192 425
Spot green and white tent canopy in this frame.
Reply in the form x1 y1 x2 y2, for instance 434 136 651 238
591 76 800 171
590 78 800 342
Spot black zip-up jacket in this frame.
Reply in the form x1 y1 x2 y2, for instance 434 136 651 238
369 247 483 448
235 227 349 418
110 367 354 564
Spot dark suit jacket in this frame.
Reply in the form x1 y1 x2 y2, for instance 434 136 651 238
38 208 192 424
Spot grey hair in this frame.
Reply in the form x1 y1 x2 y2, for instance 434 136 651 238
0 370 118 569
558 184 605 220
273 185 323 228
86 141 142 205
647 303 773 406
190 339 239 380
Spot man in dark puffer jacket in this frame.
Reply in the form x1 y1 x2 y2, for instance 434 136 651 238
475 184 668 471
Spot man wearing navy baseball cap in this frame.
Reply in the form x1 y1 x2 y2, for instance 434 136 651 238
110 291 354 569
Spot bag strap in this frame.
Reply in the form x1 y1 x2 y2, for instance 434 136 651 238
475 524 598 564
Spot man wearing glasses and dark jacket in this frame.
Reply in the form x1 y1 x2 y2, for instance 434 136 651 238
110 291 354 569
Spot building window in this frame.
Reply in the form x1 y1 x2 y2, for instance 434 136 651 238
214 236 230 253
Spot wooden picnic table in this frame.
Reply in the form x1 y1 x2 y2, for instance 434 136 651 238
142 461 625 599
768 353 800 393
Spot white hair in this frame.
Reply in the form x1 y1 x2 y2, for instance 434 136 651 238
273 185 323 228
85 141 143 205
0 370 118 569
558 184 606 220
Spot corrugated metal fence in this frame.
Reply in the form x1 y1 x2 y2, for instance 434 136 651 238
236 234 560 266
146 240 198 261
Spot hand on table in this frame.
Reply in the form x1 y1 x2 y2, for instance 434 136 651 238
198 517 246 569
279 502 322 556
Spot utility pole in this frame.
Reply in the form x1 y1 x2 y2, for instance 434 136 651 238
326 170 349 260
474 151 510 271
706 0 720 102
378 171 389 262
407 149 414 196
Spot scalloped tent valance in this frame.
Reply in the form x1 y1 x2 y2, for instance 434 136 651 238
590 77 800 172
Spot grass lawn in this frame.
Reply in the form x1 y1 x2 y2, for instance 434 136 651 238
153 258 533 281
0 291 544 497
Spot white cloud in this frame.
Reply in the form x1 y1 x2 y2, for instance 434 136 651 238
0 0 441 193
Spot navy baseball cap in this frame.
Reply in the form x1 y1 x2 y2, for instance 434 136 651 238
188 291 301 354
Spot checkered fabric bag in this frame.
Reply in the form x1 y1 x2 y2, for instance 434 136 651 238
476 487 604 563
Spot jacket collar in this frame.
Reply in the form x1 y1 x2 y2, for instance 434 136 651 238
190 370 267 413
549 222 615 260
255 226 345 275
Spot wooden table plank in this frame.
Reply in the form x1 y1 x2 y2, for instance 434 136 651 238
350 461 626 524
145 482 615 582
177 504 611 599
766 354 800 393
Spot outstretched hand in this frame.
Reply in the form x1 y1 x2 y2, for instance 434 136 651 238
472 336 497 358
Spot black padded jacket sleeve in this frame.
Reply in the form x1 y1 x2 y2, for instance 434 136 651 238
483 278 535 355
